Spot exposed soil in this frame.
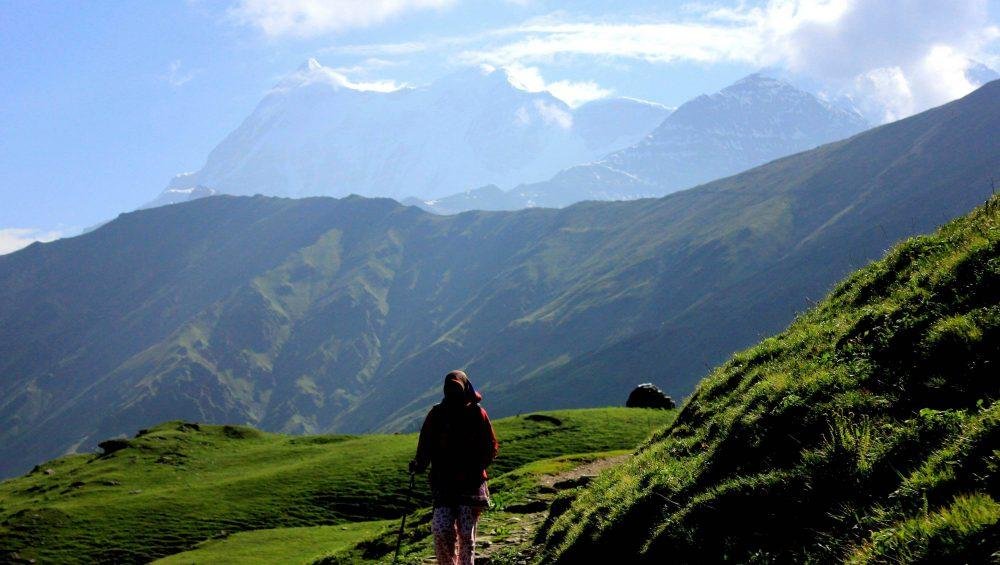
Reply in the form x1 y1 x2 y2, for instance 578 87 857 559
473 454 632 565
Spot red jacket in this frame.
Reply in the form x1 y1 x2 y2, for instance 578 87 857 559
414 401 499 486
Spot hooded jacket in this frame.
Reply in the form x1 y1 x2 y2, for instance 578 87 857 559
413 371 499 505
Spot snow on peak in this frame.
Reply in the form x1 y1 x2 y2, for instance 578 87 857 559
299 58 323 72
431 65 528 95
277 58 403 93
149 62 671 206
722 73 797 96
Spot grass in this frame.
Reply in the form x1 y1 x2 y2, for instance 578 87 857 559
849 493 1000 563
154 520 394 565
541 195 1000 563
0 407 674 564
321 448 650 565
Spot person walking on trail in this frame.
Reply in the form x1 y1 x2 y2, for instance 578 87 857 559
409 370 499 565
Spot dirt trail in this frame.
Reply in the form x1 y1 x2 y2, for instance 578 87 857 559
537 454 629 489
473 453 632 565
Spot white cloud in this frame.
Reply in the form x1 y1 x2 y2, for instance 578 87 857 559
229 0 456 38
321 40 431 57
162 60 198 87
0 228 63 255
534 99 573 128
293 1 996 121
275 58 405 92
330 57 401 74
921 44 979 102
754 0 998 121
504 63 612 107
545 79 613 107
514 105 531 125
851 67 914 123
846 44 984 123
450 1 999 123
504 62 546 90
318 26 512 58
460 22 763 66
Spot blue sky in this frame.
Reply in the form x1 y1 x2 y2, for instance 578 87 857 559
2 0 998 252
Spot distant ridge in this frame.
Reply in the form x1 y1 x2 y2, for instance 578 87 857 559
0 80 996 478
412 73 869 214
146 61 670 207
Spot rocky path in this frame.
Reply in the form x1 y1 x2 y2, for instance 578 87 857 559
472 454 632 565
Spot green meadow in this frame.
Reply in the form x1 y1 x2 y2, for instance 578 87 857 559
0 407 675 563
155 521 394 565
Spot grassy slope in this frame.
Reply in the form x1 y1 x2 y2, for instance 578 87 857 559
543 195 1000 563
497 80 1000 421
0 407 674 564
155 521 394 565
4 84 997 481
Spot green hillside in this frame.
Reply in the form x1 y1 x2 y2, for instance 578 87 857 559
541 196 1000 563
156 521 395 565
0 407 674 564
1 81 997 479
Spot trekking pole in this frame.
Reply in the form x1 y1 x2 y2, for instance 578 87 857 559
393 471 416 564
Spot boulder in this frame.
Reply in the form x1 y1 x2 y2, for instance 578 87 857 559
98 439 131 456
626 383 675 409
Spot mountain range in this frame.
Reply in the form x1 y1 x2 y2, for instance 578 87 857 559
146 60 671 208
409 74 869 214
4 195 995 564
0 80 996 479
148 64 870 216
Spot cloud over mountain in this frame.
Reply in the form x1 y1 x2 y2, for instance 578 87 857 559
329 0 997 124
229 0 456 38
147 60 670 206
0 228 63 255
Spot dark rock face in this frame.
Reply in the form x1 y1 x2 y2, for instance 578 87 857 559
626 383 675 409
97 439 131 456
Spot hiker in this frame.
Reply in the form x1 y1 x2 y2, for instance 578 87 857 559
410 370 499 565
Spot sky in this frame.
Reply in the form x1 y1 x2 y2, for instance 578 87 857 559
1 0 998 253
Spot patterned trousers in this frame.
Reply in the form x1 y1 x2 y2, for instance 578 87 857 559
431 505 482 565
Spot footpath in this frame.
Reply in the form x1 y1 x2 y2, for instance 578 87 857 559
418 454 630 565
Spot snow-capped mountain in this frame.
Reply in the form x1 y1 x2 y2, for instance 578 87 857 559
149 60 670 205
603 73 869 188
414 74 870 214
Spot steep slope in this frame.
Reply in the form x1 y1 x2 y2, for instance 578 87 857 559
414 74 869 213
148 61 669 206
492 77 1000 416
0 80 996 479
0 195 414 475
542 194 1000 563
